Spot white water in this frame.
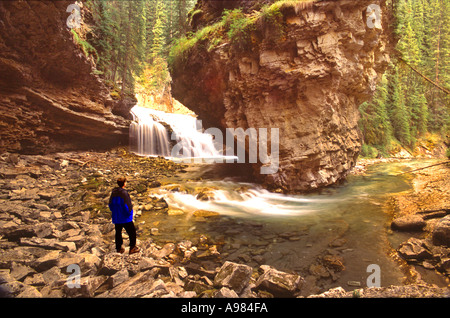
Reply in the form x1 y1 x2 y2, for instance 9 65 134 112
151 181 344 218
130 105 226 160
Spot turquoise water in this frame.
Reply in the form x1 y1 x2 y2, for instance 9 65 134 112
139 160 441 291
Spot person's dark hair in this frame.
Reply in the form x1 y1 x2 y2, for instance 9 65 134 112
117 177 127 188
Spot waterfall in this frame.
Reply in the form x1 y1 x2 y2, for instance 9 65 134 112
129 105 221 159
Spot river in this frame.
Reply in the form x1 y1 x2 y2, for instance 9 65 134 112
136 158 443 292
129 106 447 291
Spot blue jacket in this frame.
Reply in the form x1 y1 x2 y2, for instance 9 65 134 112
108 187 133 224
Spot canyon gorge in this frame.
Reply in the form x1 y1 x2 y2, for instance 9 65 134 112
171 0 393 192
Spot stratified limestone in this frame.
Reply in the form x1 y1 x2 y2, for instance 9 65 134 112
0 1 129 154
171 0 392 192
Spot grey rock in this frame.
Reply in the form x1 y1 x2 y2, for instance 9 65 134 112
108 268 129 288
215 287 239 298
398 237 433 261
10 262 37 281
432 215 450 247
253 265 303 297
214 261 253 294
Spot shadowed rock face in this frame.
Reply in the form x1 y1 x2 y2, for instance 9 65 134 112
0 1 129 154
171 0 392 192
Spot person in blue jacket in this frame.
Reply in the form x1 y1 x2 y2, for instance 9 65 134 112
109 177 140 254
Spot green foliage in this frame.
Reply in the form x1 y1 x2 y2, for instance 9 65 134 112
168 21 225 66
221 8 257 50
360 144 379 159
137 57 171 93
86 0 196 97
169 1 289 66
71 29 98 62
359 74 393 152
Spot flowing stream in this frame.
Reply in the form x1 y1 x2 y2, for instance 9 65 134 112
130 106 443 291
139 161 424 290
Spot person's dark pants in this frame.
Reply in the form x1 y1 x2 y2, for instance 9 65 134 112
114 222 136 252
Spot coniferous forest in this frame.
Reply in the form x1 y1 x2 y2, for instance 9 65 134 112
83 0 197 100
359 0 449 157
79 0 449 157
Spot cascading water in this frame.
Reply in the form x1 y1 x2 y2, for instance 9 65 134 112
129 107 171 157
129 105 222 159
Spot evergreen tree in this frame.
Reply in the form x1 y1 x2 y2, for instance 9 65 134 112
387 65 411 146
151 0 167 61
359 74 392 150
85 0 197 99
360 0 448 155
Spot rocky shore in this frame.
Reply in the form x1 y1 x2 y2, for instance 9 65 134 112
0 149 449 298
386 160 450 285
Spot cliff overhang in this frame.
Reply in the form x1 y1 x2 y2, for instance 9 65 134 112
171 0 392 193
0 0 129 154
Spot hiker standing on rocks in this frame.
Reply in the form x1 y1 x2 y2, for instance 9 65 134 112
108 177 140 254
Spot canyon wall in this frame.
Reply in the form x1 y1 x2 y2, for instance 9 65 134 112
0 1 129 154
171 0 392 192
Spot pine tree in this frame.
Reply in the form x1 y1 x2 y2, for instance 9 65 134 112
359 74 392 151
150 0 167 61
387 65 411 146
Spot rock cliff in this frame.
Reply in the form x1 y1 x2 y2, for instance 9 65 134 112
171 0 393 192
0 1 129 154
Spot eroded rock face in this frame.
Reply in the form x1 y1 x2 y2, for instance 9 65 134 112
0 1 129 154
171 0 392 192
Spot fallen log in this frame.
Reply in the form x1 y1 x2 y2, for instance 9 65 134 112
396 161 450 175
417 208 450 220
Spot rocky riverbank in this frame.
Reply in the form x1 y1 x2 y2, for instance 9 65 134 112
0 148 308 298
386 160 450 284
0 149 449 298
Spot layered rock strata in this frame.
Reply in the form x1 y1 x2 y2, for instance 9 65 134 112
171 0 392 192
0 1 129 154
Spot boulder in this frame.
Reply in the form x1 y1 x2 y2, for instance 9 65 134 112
10 262 37 281
214 261 253 294
215 287 239 298
253 265 303 297
98 253 126 276
391 215 426 232
31 250 61 272
107 268 129 288
64 275 107 298
0 280 42 298
97 270 157 298
432 215 450 247
398 238 432 261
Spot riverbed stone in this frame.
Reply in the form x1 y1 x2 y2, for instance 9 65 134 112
253 265 303 297
391 215 426 232
215 286 239 298
31 250 62 272
398 237 433 261
108 268 129 288
432 215 450 247
10 262 36 281
193 210 220 218
214 261 253 294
